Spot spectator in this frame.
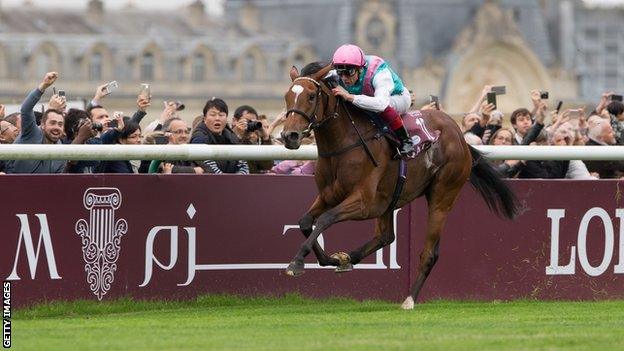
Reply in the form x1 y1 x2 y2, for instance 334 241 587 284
7 72 67 174
606 100 624 145
584 119 624 178
150 118 208 174
4 112 21 132
97 114 144 173
0 119 18 144
0 118 18 174
143 101 179 134
510 108 534 144
232 105 274 173
461 113 480 133
190 97 249 174
488 128 524 177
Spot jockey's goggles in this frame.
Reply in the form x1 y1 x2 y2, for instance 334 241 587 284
335 66 358 78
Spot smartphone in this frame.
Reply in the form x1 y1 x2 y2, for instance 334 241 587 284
429 95 440 110
540 91 549 99
486 92 497 108
140 83 151 100
103 81 118 95
58 90 66 98
555 101 563 113
491 86 506 95
569 109 581 120
154 135 169 145
612 94 623 102
108 120 118 128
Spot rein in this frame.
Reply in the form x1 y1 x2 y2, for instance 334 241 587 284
286 76 379 167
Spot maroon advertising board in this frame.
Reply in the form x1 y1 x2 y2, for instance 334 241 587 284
1 175 623 307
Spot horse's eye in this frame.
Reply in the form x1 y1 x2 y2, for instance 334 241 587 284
308 94 315 102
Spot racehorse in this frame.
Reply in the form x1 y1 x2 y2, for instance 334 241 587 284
281 62 519 309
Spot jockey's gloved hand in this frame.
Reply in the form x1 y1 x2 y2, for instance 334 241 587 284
323 72 341 89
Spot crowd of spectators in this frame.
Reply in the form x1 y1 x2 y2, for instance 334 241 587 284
449 84 624 179
0 71 622 179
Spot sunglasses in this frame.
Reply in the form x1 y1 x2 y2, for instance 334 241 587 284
335 66 358 77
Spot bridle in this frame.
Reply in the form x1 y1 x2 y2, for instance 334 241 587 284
286 76 339 135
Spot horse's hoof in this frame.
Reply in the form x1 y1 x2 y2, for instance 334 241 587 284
330 252 352 274
285 261 304 277
335 262 353 273
401 296 415 310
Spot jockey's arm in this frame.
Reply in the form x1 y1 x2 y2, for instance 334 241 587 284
351 69 394 113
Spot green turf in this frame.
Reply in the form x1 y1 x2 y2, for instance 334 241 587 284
12 295 624 351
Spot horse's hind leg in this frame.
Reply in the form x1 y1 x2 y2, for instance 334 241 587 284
331 211 394 272
401 174 465 310
299 196 340 267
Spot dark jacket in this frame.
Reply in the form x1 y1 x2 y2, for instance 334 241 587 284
584 139 624 178
95 128 148 174
517 160 569 179
7 88 65 173
190 123 249 174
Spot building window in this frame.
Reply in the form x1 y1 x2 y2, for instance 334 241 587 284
366 17 386 49
89 52 103 81
585 28 599 40
141 52 155 81
176 58 185 81
243 53 256 80
192 52 205 82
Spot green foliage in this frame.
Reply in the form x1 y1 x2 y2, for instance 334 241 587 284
12 296 624 351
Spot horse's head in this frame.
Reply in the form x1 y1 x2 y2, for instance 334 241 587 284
282 63 334 149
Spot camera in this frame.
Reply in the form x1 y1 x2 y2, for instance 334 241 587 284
540 91 549 99
612 94 623 102
91 122 103 132
103 81 118 96
246 120 263 132
174 101 185 111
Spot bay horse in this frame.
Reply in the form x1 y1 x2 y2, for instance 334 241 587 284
281 63 519 309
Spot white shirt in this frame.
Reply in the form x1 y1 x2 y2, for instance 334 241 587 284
351 67 411 114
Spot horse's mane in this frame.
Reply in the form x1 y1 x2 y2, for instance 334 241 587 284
300 61 328 77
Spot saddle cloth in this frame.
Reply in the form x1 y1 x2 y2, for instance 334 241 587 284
401 110 440 157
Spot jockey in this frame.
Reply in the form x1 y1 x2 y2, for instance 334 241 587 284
331 44 415 158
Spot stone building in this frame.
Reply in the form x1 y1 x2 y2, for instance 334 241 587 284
0 0 621 115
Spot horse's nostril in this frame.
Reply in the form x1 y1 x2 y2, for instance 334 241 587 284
289 132 300 142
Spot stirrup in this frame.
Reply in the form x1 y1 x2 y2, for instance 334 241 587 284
399 143 416 159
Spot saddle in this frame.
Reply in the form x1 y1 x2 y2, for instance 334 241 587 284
365 110 439 159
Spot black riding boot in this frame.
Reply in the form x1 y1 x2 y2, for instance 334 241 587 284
393 125 416 158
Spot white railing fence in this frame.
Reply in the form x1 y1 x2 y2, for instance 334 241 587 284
0 144 622 161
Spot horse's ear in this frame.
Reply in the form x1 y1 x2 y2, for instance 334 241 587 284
290 66 299 81
312 63 334 82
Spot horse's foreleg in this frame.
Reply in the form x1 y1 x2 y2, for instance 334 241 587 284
286 192 365 277
299 196 340 267
346 211 395 266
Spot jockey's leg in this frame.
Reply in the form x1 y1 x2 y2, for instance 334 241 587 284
380 105 415 158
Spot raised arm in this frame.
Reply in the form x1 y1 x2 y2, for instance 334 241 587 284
20 72 58 140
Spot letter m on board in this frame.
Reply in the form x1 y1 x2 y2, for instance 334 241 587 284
6 214 62 280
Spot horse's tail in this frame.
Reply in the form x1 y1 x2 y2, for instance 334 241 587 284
468 145 520 219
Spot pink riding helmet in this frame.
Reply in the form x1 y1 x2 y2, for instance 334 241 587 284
332 44 366 67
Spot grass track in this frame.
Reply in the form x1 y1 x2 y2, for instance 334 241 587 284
13 295 624 351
